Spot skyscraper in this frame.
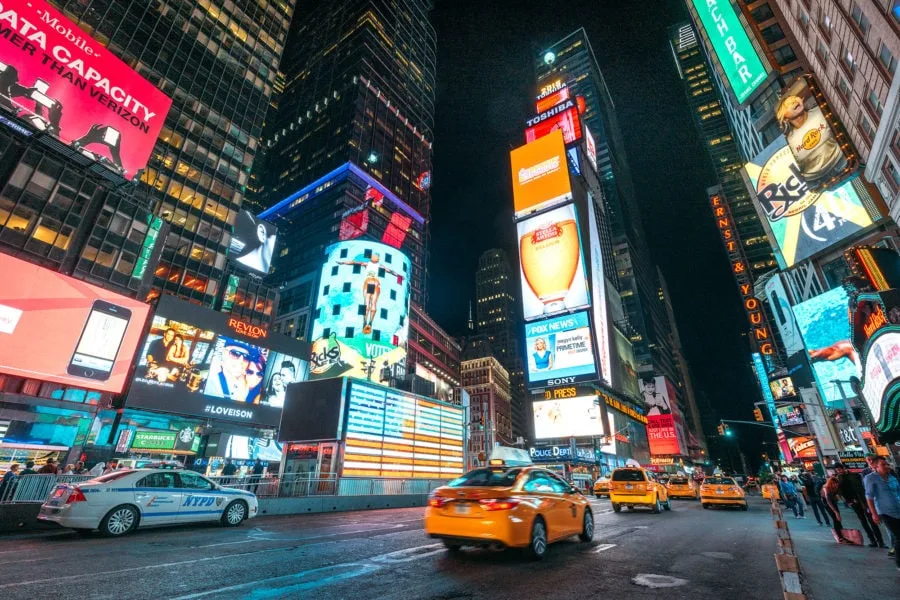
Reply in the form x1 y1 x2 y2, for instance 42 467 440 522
475 249 526 440
670 22 776 279
534 29 679 388
258 0 436 308
461 353 513 466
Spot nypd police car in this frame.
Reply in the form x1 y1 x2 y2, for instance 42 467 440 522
37 467 258 537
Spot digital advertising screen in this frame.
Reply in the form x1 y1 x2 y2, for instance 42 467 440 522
0 0 172 179
689 0 768 103
517 203 589 321
343 380 464 478
524 311 597 387
510 129 573 217
532 395 607 440
745 139 873 268
793 286 861 408
126 296 309 426
584 125 598 173
769 377 797 400
525 101 583 146
787 436 818 459
587 200 612 386
775 404 805 428
764 274 805 356
229 211 277 275
640 376 681 456
0 253 150 393
308 240 410 382
861 330 900 428
224 435 284 462
535 84 570 113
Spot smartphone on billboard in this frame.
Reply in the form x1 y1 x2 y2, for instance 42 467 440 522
67 300 132 381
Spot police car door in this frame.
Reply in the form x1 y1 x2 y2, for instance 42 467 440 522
134 471 182 525
176 471 224 522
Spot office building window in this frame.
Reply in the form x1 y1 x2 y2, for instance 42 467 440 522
772 45 797 66
859 113 876 143
867 89 884 117
816 38 830 64
837 77 852 104
842 46 859 77
850 3 871 38
820 13 834 39
879 43 897 76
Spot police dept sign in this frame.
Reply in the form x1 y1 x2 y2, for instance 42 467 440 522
529 445 597 463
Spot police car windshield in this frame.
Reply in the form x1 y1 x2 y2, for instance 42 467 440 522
91 471 133 482
448 468 522 487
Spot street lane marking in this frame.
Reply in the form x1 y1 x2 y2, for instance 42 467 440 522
591 543 616 553
370 543 444 563
632 574 688 588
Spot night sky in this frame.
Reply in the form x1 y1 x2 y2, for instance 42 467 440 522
428 0 770 468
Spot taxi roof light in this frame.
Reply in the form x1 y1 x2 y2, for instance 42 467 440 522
487 446 533 468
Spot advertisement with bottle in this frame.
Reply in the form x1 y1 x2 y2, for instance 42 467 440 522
0 0 172 179
0 253 150 393
524 311 597 387
517 203 589 321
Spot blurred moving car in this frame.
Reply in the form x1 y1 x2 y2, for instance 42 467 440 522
666 476 699 500
700 476 748 510
38 466 258 536
593 476 611 498
609 466 670 514
424 448 594 559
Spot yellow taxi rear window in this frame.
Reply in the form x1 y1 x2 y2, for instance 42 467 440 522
611 470 645 482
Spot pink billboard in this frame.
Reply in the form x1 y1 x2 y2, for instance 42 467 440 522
0 0 172 180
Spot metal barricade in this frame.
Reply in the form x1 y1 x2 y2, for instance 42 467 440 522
0 474 94 504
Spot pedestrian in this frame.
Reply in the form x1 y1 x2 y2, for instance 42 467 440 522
88 462 105 477
19 461 37 476
778 475 805 518
60 464 75 475
864 457 900 571
73 461 86 475
801 471 830 527
221 459 237 485
836 463 886 548
38 458 58 474
103 460 119 475
251 459 264 494
791 475 808 509
1 464 20 500
822 476 850 544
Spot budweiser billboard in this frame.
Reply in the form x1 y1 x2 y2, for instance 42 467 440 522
0 0 172 180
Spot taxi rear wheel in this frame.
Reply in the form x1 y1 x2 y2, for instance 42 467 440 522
663 498 672 511
740 504 749 511
611 503 621 513
100 505 138 537
652 498 662 514
579 509 594 542
525 517 548 560
442 540 462 552
221 500 247 527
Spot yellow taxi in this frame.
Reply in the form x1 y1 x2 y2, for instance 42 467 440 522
424 448 594 559
593 476 611 498
608 466 670 513
666 476 699 500
700 476 748 510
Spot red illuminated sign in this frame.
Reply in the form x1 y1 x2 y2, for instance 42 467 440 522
382 212 413 249
536 86 570 113
646 413 680 455
227 318 268 339
0 0 172 180
525 105 582 145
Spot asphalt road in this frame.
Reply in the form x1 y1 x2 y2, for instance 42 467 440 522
0 496 783 599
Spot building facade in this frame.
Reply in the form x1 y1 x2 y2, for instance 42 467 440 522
461 355 513 465
406 302 462 405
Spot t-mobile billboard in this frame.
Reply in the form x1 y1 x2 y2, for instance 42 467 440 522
0 0 172 179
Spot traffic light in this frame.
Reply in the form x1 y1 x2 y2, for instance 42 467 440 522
717 423 725 436
753 408 764 422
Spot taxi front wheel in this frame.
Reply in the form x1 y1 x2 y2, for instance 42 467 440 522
579 509 594 542
442 540 462 552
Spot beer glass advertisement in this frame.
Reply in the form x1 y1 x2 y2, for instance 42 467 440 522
745 139 873 268
532 396 607 439
793 287 861 408
0 0 172 179
308 240 410 382
127 296 309 426
510 129 572 217
0 253 150 394
517 203 589 321
861 330 900 429
524 311 597 387
228 211 277 275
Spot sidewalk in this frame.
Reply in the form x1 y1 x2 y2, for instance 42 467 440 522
784 506 897 599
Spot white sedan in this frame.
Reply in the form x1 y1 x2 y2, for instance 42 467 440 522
38 468 258 537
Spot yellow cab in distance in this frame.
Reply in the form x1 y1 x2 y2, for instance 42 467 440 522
700 476 748 511
666 475 699 500
608 463 671 514
424 447 594 559
593 475 611 498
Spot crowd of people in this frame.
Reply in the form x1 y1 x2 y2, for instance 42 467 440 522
775 456 900 571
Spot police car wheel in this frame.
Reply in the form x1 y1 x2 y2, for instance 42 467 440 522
101 505 138 537
222 500 247 526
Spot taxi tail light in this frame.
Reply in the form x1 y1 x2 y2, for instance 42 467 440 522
428 494 448 508
478 498 519 511
65 487 86 504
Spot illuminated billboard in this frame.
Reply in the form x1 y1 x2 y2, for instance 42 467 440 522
764 274 805 355
861 330 900 429
746 139 873 268
510 129 572 217
775 404 805 428
584 125 598 173
769 376 797 400
309 240 410 382
586 198 612 386
690 0 768 103
641 376 682 456
532 395 607 439
0 0 172 179
0 253 150 393
773 76 857 192
787 436 818 459
518 203 589 321
525 311 597 387
343 380 464 478
793 287 861 408
127 295 309 426
525 101 583 146
228 211 277 275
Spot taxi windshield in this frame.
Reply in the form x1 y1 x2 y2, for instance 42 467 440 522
704 477 735 485
669 477 688 484
612 469 645 482
448 468 522 487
